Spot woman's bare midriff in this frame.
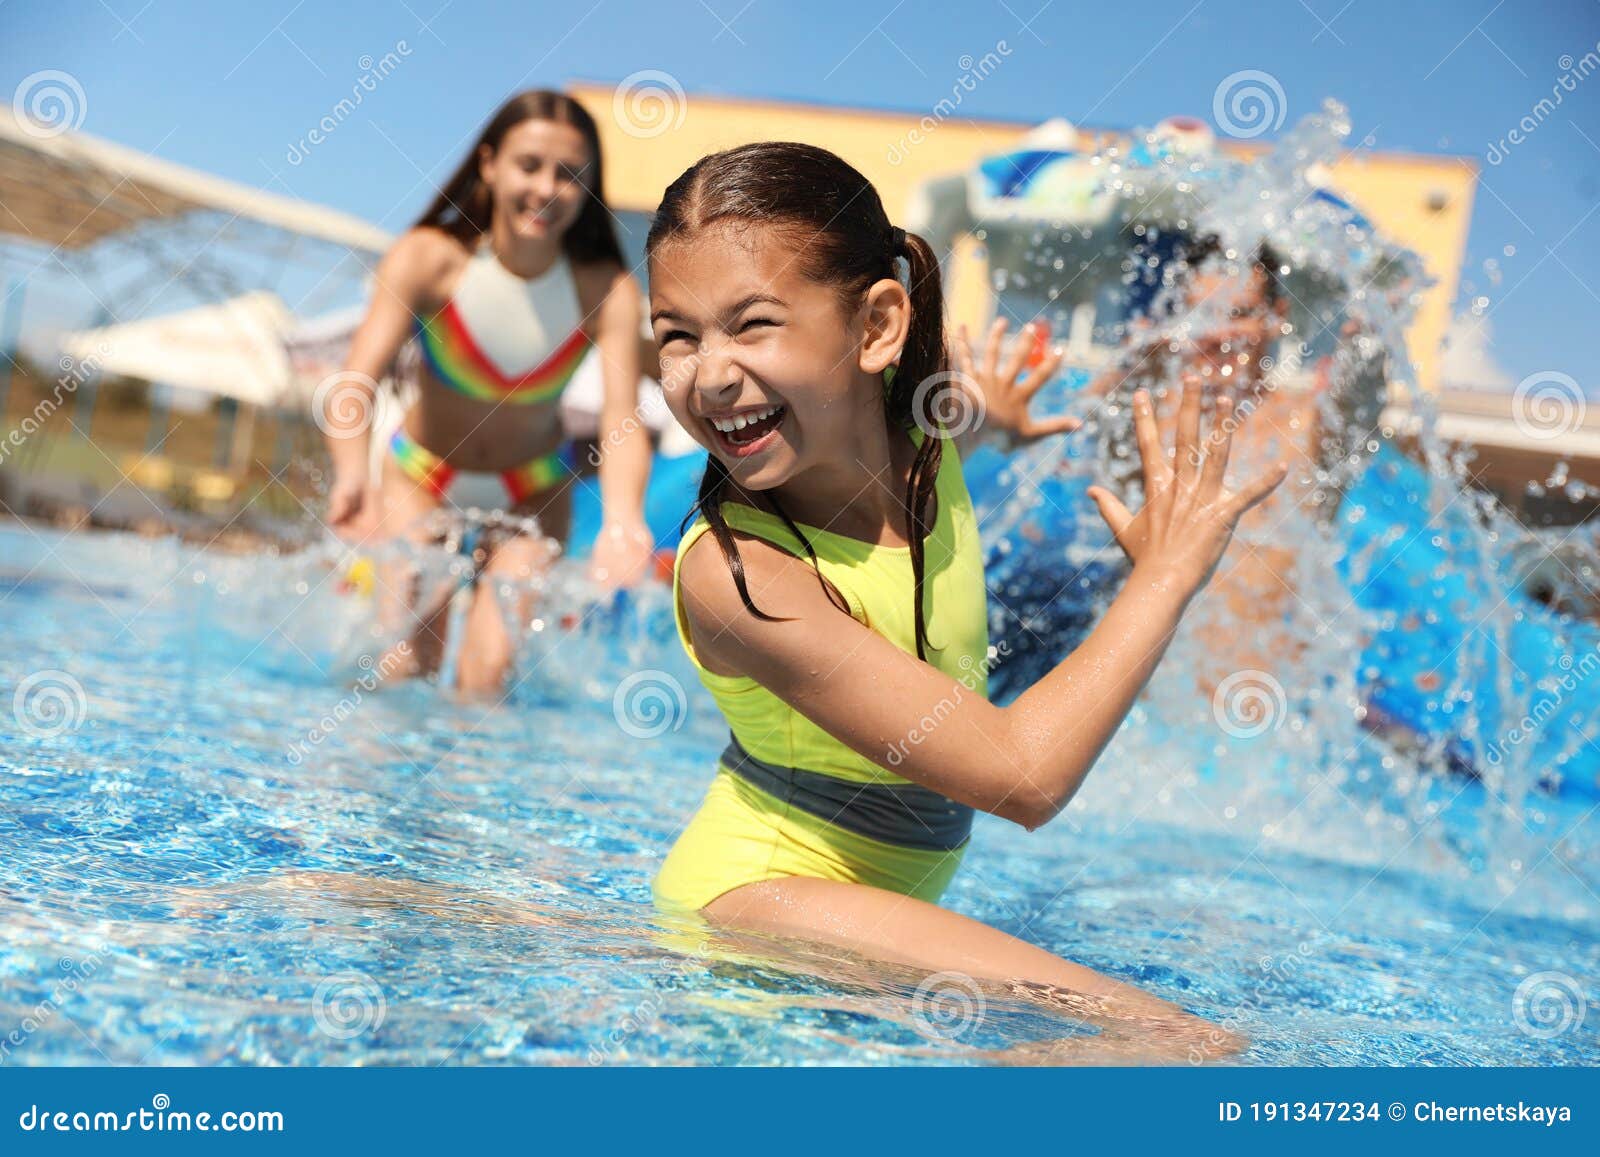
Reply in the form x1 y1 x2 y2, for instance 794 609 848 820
401 372 567 472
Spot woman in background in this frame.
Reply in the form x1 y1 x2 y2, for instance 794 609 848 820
322 89 655 692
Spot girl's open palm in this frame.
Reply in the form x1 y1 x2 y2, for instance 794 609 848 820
1086 380 1288 595
952 319 1081 446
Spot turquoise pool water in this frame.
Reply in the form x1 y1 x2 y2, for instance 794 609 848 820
1 519 1595 1065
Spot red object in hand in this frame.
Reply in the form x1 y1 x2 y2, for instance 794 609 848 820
1026 321 1050 369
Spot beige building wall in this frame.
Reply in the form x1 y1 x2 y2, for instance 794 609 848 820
571 83 1475 392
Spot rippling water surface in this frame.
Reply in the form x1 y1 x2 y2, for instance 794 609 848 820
1 521 1595 1066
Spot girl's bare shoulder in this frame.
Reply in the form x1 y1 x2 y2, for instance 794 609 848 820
677 520 850 657
381 227 472 309
571 257 637 313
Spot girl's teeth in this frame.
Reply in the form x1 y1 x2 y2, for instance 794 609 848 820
711 406 779 433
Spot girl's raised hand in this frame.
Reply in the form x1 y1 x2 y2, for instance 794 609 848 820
1086 379 1289 597
952 319 1081 447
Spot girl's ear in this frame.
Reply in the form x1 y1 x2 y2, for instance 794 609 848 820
858 277 910 376
477 143 495 186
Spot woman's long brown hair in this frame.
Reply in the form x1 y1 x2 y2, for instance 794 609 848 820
414 89 623 267
648 142 950 659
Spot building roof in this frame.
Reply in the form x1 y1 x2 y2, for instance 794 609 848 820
0 108 391 254
1383 388 1600 462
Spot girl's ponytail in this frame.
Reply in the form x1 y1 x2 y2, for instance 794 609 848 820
885 226 949 660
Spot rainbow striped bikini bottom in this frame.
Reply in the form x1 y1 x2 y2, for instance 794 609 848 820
388 428 576 506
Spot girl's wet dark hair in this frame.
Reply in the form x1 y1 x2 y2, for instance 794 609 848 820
415 89 623 267
648 141 949 659
1178 234 1289 309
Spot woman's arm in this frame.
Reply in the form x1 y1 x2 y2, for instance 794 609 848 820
582 266 655 588
680 382 1287 830
323 230 447 535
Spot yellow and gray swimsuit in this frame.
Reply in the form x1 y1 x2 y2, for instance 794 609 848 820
654 427 992 914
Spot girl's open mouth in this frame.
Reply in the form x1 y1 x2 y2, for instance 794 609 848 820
705 405 786 458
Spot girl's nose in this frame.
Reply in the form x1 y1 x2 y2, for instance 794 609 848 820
694 349 744 406
531 167 559 202
696 373 743 408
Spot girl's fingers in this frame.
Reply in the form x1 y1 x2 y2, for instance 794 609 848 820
1021 414 1082 440
1019 347 1066 401
1132 389 1173 495
1199 395 1236 494
953 324 977 380
1000 321 1038 384
1175 376 1203 484
1087 485 1135 550
984 317 1008 373
1225 461 1290 520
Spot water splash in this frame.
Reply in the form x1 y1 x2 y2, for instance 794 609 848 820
969 101 1598 922
3 103 1595 1065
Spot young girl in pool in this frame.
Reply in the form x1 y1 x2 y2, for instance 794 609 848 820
323 89 656 692
647 143 1287 1060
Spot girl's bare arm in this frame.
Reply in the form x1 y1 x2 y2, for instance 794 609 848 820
679 381 1286 829
323 229 452 531
581 265 655 588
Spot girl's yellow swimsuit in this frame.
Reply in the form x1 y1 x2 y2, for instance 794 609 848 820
654 427 992 914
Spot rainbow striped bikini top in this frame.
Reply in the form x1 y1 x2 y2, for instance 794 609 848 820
415 243 591 405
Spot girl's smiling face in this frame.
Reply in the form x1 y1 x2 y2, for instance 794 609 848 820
649 222 906 491
478 118 591 242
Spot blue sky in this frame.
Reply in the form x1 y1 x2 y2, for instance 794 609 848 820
3 0 1597 391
